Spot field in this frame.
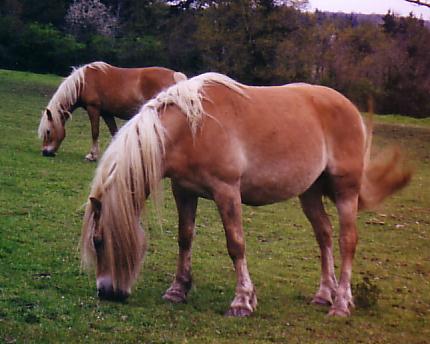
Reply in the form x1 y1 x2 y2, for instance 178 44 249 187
0 69 429 343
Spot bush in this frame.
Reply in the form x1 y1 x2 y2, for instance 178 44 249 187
5 22 84 75
115 35 167 67
0 16 24 69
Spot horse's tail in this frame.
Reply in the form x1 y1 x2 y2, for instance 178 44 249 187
358 109 413 211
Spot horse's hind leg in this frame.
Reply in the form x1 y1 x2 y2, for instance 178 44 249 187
163 183 197 303
299 179 338 306
102 115 118 137
213 183 257 317
329 176 360 317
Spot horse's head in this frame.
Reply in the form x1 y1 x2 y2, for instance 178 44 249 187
39 108 70 157
81 195 147 302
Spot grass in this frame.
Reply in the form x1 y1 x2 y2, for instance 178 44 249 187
0 69 429 343
372 113 430 128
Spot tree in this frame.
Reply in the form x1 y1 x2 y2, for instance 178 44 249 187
379 12 430 116
405 0 430 8
20 0 68 27
65 0 119 40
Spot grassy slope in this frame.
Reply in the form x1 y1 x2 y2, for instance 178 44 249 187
0 69 429 343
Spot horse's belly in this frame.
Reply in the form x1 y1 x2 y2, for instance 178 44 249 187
240 153 326 206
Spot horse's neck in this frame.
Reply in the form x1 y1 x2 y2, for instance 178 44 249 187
69 102 80 113
53 68 85 116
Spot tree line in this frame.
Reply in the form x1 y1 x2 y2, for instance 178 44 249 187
1 0 429 117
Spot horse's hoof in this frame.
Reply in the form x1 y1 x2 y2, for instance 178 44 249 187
311 296 332 306
327 307 350 317
85 154 98 162
163 290 187 304
225 306 253 317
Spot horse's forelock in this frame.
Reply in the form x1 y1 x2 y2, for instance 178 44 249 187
37 108 63 139
82 107 162 291
81 202 97 271
80 186 147 291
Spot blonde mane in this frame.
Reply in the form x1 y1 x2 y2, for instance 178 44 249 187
38 61 110 138
81 72 246 288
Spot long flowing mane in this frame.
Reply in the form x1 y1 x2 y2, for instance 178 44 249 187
81 72 246 289
38 61 110 138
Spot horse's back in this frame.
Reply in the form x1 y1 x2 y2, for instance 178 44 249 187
82 65 178 119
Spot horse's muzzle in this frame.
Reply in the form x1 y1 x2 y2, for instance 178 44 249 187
42 149 56 157
97 286 129 302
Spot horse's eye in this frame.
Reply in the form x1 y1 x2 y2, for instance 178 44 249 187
93 237 103 250
46 130 51 137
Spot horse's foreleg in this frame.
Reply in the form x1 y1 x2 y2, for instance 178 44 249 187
214 184 257 317
329 187 359 317
300 187 338 306
86 106 100 161
163 183 197 303
102 116 118 137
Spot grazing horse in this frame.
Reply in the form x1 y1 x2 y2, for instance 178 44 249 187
81 73 411 317
38 61 186 160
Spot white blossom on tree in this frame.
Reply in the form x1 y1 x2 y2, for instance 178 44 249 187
65 0 118 38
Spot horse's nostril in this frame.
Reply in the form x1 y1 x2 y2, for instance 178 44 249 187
97 287 109 299
97 287 129 302
42 149 55 157
115 290 130 302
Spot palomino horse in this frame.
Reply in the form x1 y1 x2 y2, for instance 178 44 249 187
81 73 411 317
38 61 186 160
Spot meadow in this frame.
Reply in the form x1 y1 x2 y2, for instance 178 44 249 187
0 69 429 343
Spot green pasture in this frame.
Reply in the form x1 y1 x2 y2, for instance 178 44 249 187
0 69 429 343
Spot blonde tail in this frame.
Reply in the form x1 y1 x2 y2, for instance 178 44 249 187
358 108 413 210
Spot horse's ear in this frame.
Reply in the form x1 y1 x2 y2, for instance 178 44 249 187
46 109 53 121
90 197 102 219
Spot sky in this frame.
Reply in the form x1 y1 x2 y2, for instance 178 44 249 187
308 0 430 20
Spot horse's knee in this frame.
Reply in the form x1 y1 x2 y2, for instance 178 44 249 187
339 228 358 248
226 234 245 261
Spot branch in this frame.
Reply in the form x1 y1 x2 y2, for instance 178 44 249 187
405 0 430 8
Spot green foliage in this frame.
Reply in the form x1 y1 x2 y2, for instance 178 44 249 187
115 35 168 67
1 69 430 343
16 23 85 74
20 0 68 27
82 34 117 63
1 1 430 115
0 20 84 74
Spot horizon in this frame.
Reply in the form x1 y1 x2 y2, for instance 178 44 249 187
308 0 430 20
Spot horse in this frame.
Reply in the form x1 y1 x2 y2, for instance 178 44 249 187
37 61 186 161
80 72 411 317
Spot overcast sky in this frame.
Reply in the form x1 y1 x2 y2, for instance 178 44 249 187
308 0 430 20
